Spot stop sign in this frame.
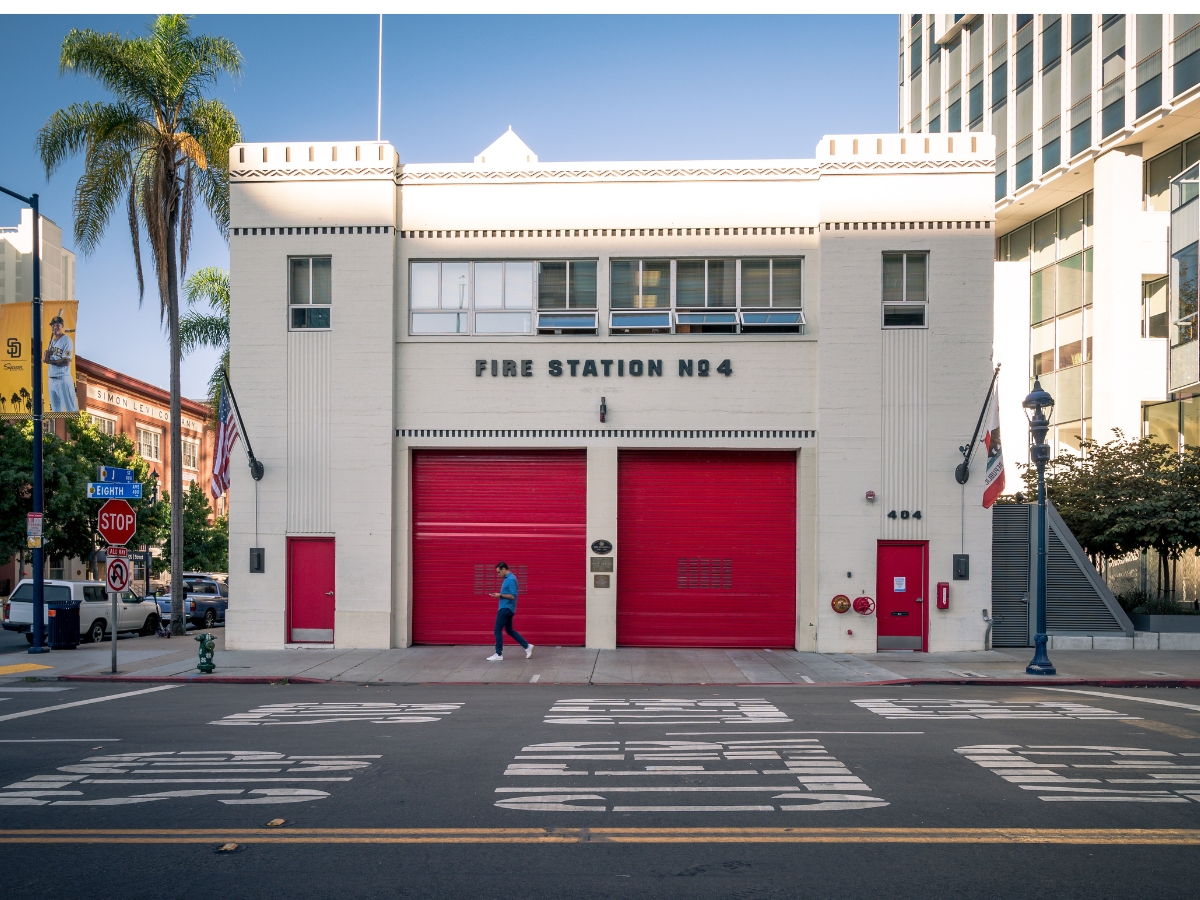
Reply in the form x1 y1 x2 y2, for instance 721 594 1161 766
98 499 137 546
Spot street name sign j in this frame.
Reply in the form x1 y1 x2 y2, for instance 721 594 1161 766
87 482 143 500
98 466 135 484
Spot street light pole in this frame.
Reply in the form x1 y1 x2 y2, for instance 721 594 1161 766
0 186 47 654
1023 378 1056 676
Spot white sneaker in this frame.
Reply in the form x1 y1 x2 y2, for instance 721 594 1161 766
486 653 503 662
524 644 534 659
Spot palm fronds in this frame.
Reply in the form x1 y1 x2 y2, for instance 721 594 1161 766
39 15 242 634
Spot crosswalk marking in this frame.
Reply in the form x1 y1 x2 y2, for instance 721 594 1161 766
0 751 379 807
546 698 791 726
210 702 463 726
495 738 886 812
956 744 1200 803
0 684 180 723
855 699 1135 720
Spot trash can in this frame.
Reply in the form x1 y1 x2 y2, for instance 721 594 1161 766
47 601 81 650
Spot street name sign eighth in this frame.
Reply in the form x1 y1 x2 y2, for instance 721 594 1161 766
87 482 143 500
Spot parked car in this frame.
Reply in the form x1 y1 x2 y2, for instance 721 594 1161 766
183 577 227 628
146 589 196 630
2 580 159 644
150 578 225 628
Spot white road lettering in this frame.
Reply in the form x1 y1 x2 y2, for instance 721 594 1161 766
956 744 1200 803
855 699 1135 720
210 702 464 726
1031 687 1200 714
547 698 791 726
0 684 180 723
495 739 886 812
0 750 379 807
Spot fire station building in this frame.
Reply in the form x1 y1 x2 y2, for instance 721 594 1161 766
226 130 996 653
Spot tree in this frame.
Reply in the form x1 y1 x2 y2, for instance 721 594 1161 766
0 418 166 575
1021 430 1200 597
38 15 241 634
159 482 228 574
181 266 229 414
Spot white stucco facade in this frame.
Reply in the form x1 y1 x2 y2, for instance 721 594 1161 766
226 131 997 654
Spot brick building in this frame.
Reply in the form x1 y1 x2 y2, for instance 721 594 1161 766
2 357 218 592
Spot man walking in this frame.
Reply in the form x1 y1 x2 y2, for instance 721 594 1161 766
487 561 533 662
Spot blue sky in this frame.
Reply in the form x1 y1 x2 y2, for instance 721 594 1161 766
1 14 897 397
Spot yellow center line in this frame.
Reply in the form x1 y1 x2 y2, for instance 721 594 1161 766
0 828 1198 845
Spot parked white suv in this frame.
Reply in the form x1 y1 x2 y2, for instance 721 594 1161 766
3 580 159 645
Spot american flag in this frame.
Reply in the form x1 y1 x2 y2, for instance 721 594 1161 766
211 381 239 498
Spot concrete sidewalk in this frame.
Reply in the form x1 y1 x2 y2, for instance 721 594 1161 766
7 631 1200 686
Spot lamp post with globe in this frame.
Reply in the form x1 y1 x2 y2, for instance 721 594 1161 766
1023 378 1056 676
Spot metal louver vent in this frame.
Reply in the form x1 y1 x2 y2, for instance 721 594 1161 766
1046 531 1122 631
991 505 1031 647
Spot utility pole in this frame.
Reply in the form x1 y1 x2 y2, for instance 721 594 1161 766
0 186 47 654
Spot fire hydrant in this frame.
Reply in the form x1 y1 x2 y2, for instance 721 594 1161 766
195 632 216 674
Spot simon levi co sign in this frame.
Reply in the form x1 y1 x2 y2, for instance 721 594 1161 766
475 358 733 378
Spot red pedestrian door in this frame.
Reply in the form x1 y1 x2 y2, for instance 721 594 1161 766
876 541 928 651
288 538 335 644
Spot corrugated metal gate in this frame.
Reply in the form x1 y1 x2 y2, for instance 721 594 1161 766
616 450 796 647
990 505 1031 646
990 502 1132 645
411 450 587 645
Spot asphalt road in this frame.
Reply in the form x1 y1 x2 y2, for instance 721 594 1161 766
0 681 1198 899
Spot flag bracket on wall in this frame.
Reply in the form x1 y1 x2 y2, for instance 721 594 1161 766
954 365 1002 491
212 371 264 501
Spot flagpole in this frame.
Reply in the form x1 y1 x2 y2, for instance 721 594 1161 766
377 14 383 142
222 371 264 481
954 364 1001 485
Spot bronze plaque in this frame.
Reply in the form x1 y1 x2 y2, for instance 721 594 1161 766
594 574 611 588
590 557 614 573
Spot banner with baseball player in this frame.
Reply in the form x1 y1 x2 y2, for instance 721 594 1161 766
0 301 79 418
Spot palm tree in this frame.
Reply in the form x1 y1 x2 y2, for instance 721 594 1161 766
38 15 241 636
182 266 229 415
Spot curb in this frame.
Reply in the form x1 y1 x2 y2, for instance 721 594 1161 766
49 674 1200 688
58 674 327 685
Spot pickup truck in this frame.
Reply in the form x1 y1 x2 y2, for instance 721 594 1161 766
3 580 160 644
148 590 197 630
183 577 228 628
155 578 227 629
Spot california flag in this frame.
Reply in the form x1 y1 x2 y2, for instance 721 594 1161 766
982 386 1005 508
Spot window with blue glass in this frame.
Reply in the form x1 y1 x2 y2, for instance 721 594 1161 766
289 256 331 330
611 258 804 334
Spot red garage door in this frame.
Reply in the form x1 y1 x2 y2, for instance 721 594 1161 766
617 450 797 647
412 450 587 645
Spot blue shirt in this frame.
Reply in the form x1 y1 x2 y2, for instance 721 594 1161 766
498 573 518 611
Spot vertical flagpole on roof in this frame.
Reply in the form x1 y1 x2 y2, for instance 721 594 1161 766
377 14 383 142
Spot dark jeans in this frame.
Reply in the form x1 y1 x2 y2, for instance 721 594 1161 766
494 608 528 655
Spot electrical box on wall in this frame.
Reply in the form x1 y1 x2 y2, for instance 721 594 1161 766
250 547 265 573
952 554 969 580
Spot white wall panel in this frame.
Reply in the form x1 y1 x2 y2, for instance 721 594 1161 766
880 328 928 540
287 331 331 532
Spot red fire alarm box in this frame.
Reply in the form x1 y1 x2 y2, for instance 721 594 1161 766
936 582 949 609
